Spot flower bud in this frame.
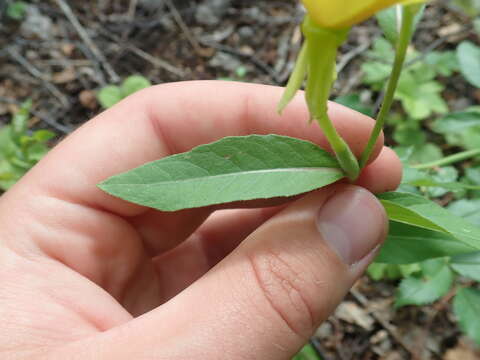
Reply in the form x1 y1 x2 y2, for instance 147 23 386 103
301 0 426 29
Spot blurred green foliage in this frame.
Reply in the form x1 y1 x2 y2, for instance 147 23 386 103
0 100 55 191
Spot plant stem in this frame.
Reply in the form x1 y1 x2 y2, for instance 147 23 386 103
359 6 416 168
318 113 360 180
301 18 360 180
412 149 480 170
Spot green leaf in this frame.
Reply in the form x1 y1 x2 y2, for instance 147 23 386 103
379 192 480 250
396 258 453 307
457 41 480 88
449 199 480 227
376 191 480 264
453 288 480 345
0 126 15 160
475 17 480 34
12 99 32 138
396 77 448 120
99 135 345 212
362 62 392 89
376 4 425 46
462 166 480 198
97 86 123 109
393 122 426 146
451 0 480 16
451 252 480 282
32 130 55 142
335 94 373 117
366 37 396 63
396 143 443 166
293 344 322 360
121 75 151 98
425 51 459 77
376 7 400 45
432 109 480 150
427 166 459 198
6 1 28 20
377 221 477 264
368 262 421 280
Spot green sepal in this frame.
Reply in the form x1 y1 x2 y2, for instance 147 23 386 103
277 43 308 114
302 17 349 121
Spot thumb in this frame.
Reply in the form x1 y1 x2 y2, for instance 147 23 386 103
54 185 388 360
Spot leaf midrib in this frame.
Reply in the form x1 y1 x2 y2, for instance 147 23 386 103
103 167 342 187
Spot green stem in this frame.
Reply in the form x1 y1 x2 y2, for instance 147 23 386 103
359 6 416 168
302 18 359 180
318 113 360 181
412 149 480 170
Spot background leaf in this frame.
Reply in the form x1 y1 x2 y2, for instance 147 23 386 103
396 258 453 307
376 6 400 45
121 75 151 97
432 108 480 150
97 86 123 109
6 1 27 20
453 288 480 345
457 41 480 88
99 135 344 211
293 344 322 360
367 262 421 281
451 252 480 282
449 199 480 227
334 94 373 117
378 192 480 251
376 221 477 264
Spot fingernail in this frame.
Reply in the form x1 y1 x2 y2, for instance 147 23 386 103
316 186 387 266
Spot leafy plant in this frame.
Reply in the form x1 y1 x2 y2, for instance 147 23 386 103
432 107 480 151
395 258 454 307
0 100 55 191
97 1 480 350
6 1 27 20
217 66 249 82
362 37 455 121
451 0 480 17
454 287 480 345
390 254 480 344
97 75 151 109
457 41 480 88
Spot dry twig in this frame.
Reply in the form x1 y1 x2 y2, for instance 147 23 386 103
127 45 186 78
350 288 418 358
55 0 120 83
164 0 212 57
6 47 70 108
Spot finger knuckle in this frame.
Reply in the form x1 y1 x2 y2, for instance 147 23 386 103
247 249 319 339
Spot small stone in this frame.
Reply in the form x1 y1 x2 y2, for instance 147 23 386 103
208 51 242 72
315 322 333 339
195 0 231 26
52 67 77 84
61 43 76 57
79 90 97 110
371 330 388 345
20 5 53 40
238 26 255 40
437 23 462 37
139 0 165 11
335 301 375 331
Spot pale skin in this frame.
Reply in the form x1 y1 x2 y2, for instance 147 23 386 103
0 82 402 359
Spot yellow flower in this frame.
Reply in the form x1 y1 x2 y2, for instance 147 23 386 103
302 0 425 29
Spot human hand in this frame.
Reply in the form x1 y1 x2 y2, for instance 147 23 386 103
0 81 402 359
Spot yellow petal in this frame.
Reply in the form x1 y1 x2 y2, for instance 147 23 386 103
302 0 426 29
